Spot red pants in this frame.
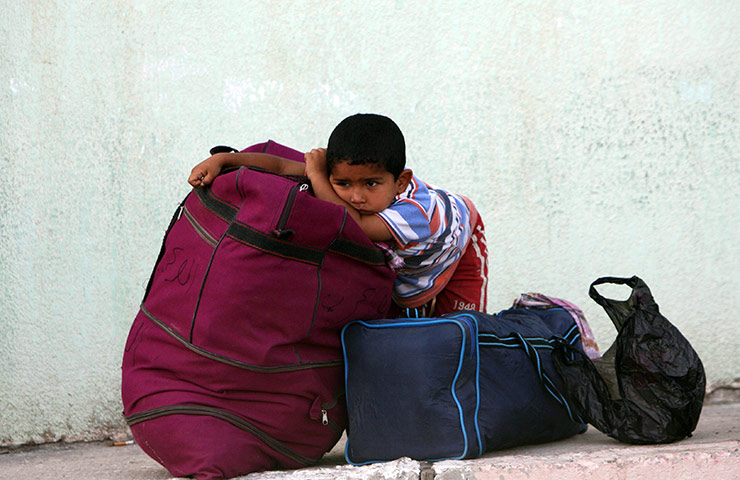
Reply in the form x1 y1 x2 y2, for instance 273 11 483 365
389 214 489 317
434 213 488 315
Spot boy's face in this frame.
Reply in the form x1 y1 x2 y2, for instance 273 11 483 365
328 161 411 215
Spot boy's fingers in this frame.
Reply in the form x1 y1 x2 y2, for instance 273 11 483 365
188 169 209 188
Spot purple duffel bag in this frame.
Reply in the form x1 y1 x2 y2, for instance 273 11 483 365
121 141 395 479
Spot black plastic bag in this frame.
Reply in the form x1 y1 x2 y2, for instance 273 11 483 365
552 276 705 444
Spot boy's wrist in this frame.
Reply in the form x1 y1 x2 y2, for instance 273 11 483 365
211 152 230 167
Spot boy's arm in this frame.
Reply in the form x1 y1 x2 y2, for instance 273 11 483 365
304 149 393 242
188 152 305 188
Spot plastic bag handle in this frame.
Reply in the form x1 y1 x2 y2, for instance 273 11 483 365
588 276 638 306
588 276 641 331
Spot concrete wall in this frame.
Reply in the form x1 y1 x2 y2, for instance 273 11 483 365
1 1 738 445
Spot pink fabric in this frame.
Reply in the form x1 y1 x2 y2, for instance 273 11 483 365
513 293 601 358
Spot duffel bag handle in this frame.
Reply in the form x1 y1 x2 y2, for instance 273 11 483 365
209 145 239 155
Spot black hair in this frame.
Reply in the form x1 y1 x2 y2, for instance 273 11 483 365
326 113 406 179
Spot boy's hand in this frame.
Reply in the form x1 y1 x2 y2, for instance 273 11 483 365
188 154 226 188
304 148 328 180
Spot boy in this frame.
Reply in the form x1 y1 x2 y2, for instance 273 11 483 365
188 114 488 316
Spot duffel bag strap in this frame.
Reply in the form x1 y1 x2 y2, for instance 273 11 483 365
514 333 584 424
142 199 186 301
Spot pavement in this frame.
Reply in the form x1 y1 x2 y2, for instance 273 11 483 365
3 402 739 480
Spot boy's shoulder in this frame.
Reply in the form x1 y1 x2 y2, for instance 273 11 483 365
378 175 445 221
399 174 462 204
377 172 474 250
402 174 431 198
381 174 471 221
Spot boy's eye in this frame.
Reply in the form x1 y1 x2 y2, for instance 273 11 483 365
366 181 378 187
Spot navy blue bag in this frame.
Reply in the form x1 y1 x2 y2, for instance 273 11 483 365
341 309 586 464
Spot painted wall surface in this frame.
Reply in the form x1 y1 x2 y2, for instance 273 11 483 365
1 1 738 445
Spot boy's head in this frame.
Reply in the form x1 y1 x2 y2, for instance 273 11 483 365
325 114 413 215
326 113 406 179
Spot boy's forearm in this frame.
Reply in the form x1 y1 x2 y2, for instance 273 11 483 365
213 152 304 175
309 176 359 219
308 174 392 242
189 152 305 188
303 151 355 217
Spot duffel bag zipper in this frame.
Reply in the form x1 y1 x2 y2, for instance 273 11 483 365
140 304 343 372
125 404 318 467
273 182 310 239
319 391 345 434
182 205 217 247
320 408 342 434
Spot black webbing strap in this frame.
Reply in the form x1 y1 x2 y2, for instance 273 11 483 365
194 187 238 223
327 238 387 266
195 184 387 266
226 222 325 265
225 222 388 266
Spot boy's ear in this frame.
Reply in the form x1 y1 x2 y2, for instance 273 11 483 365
396 169 413 193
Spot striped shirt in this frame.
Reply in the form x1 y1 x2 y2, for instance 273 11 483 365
376 175 473 307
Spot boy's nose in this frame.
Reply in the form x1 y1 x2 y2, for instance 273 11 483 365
350 190 364 204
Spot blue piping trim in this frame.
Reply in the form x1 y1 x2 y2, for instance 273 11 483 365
479 323 581 350
341 317 477 464
450 312 483 456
